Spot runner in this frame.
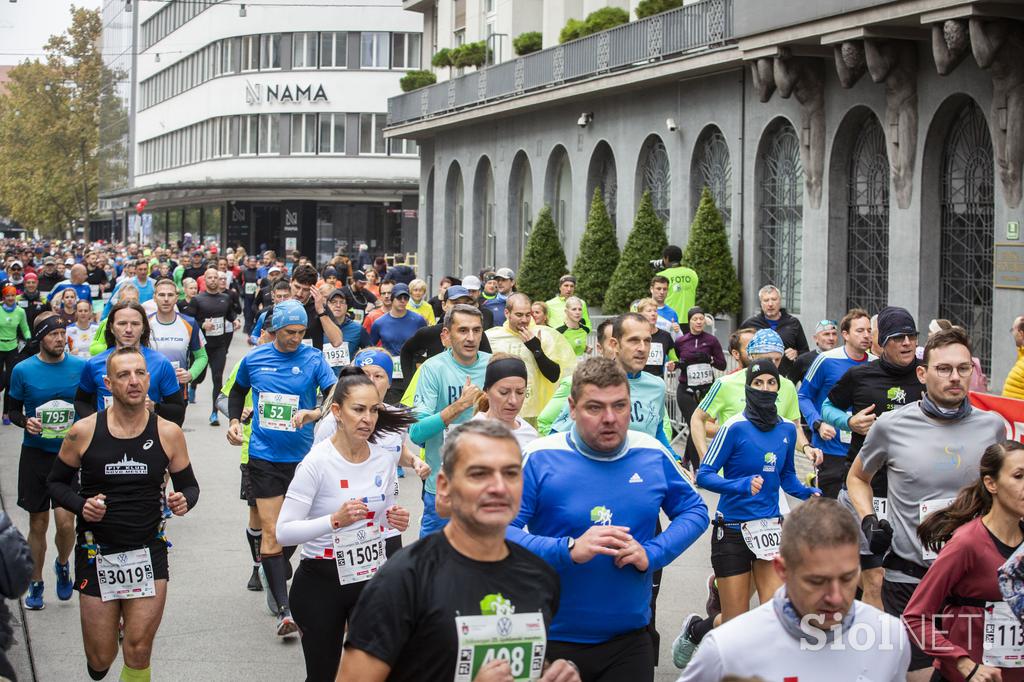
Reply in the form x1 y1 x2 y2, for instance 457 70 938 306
791 319 839 385
397 285 493 382
226 300 337 636
275 367 416 681
18 273 46 329
740 284 809 380
0 283 31 424
340 271 378 324
678 359 820 666
249 280 292 345
904 440 1024 682
46 346 199 682
796 308 873 499
321 289 369 376
240 254 261 334
50 264 94 311
555 296 590 358
186 268 239 426
148 278 208 406
847 326 1005 681
66 300 100 359
369 282 425 403
337 420 581 682
362 280 394 333
471 354 538 450
537 318 615 436
648 275 680 328
408 304 490 537
406 279 436 325
508 356 709 681
674 307 726 472
636 297 678 378
9 313 86 610
75 301 185 426
679 498 910 681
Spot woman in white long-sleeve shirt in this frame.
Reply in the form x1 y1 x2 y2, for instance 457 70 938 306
275 365 416 682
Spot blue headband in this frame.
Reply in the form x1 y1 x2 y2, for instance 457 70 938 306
270 300 308 331
353 348 394 383
747 328 785 356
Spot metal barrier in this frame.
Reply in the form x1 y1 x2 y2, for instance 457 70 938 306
387 0 734 126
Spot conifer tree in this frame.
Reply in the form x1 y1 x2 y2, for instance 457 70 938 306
603 191 668 314
517 205 568 302
572 188 620 308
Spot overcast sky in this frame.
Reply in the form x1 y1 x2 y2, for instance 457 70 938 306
0 0 102 65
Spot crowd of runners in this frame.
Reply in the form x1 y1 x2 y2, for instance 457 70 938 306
2 236 1024 682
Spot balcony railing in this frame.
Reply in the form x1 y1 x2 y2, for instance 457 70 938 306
387 0 734 127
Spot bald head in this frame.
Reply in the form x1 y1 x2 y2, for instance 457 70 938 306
204 267 222 292
70 263 87 283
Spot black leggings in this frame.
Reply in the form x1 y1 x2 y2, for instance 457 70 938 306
192 343 229 405
289 535 402 682
675 384 708 471
547 628 654 682
0 347 19 414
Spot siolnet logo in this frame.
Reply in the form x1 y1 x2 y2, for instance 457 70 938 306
480 593 515 617
590 505 613 525
763 452 777 473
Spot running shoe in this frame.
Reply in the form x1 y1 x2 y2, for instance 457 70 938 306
258 565 278 616
187 386 196 404
247 566 263 592
276 608 298 637
397 466 405 479
24 581 44 610
705 574 721 618
55 559 73 601
672 613 701 669
2 414 10 426
285 560 293 581
209 411 220 427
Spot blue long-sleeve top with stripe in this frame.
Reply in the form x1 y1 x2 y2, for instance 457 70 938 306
697 413 819 522
507 427 709 644
797 347 871 457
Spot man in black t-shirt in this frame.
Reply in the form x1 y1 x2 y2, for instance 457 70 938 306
186 268 239 426
339 420 580 682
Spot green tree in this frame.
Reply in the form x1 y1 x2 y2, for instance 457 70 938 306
431 48 453 69
559 18 585 43
513 31 543 56
683 187 742 316
518 205 567 302
581 7 629 36
0 6 106 239
399 69 437 92
635 0 683 19
604 191 668 313
572 188 620 308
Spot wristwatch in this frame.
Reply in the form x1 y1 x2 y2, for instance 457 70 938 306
812 419 822 432
567 536 576 561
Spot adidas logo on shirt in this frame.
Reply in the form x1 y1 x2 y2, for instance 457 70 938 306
628 473 643 484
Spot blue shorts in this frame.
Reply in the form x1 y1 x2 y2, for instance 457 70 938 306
419 490 448 538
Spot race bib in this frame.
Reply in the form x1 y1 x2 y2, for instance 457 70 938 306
332 523 385 586
323 343 350 368
984 601 1024 667
17 299 27 308
37 399 75 439
258 392 299 431
244 282 257 296
647 343 664 367
454 612 547 682
206 317 225 337
872 497 889 522
391 356 403 380
169 360 181 370
686 363 714 386
90 284 100 299
920 497 957 560
740 517 783 561
96 547 155 602
352 308 365 322
840 429 852 444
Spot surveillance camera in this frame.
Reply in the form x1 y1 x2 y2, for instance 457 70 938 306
666 118 678 132
577 112 592 128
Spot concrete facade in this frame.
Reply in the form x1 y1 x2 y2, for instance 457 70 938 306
390 1 1024 389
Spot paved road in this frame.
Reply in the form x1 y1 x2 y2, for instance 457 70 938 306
1 335 718 681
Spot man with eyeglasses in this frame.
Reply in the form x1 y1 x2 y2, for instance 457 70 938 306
791 319 839 385
846 325 1004 682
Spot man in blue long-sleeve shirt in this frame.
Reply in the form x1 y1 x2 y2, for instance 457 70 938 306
796 309 872 498
508 355 709 681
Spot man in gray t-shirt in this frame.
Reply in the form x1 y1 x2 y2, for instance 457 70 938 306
846 327 1004 678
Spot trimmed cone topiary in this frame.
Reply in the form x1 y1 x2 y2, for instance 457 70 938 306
573 187 620 308
684 187 742 316
518 205 568 303
603 191 668 314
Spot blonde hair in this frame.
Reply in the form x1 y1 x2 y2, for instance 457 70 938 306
635 297 658 312
409 279 427 296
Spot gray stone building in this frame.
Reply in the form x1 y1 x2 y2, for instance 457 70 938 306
386 0 1024 388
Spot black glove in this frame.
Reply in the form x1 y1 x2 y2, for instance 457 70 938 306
861 514 893 555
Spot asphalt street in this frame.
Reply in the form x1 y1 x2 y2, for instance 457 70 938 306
1 334 720 681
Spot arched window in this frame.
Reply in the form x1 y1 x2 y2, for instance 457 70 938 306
509 152 532 266
587 141 617 228
445 163 465 276
424 168 434 277
474 158 496 269
846 116 890 313
639 136 671 224
939 101 994 372
758 120 803 313
695 127 731 234
555 155 572 243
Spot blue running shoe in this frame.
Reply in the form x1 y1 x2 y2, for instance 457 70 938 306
187 386 196 404
55 560 73 601
24 581 44 610
397 466 405 478
209 411 220 427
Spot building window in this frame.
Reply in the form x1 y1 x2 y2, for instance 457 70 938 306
318 113 345 154
260 34 282 70
291 113 317 154
220 39 235 74
696 127 732 235
391 33 421 69
292 32 318 69
758 120 803 313
640 137 671 225
359 113 385 154
217 117 231 157
390 138 418 156
846 115 889 314
258 113 280 154
240 114 258 155
361 32 390 69
320 32 347 68
939 100 994 372
241 35 259 72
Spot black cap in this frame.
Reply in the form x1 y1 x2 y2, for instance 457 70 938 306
877 306 918 346
352 271 367 282
687 306 704 320
746 358 780 385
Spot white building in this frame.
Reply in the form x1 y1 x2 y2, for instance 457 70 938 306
102 0 423 263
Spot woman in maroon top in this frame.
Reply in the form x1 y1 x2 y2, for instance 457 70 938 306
904 440 1024 682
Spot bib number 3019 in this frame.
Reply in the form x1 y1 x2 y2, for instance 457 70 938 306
740 517 783 561
97 548 156 602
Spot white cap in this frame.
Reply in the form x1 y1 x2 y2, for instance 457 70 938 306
462 275 482 291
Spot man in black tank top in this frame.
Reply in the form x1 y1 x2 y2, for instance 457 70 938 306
47 347 199 682
186 268 239 427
